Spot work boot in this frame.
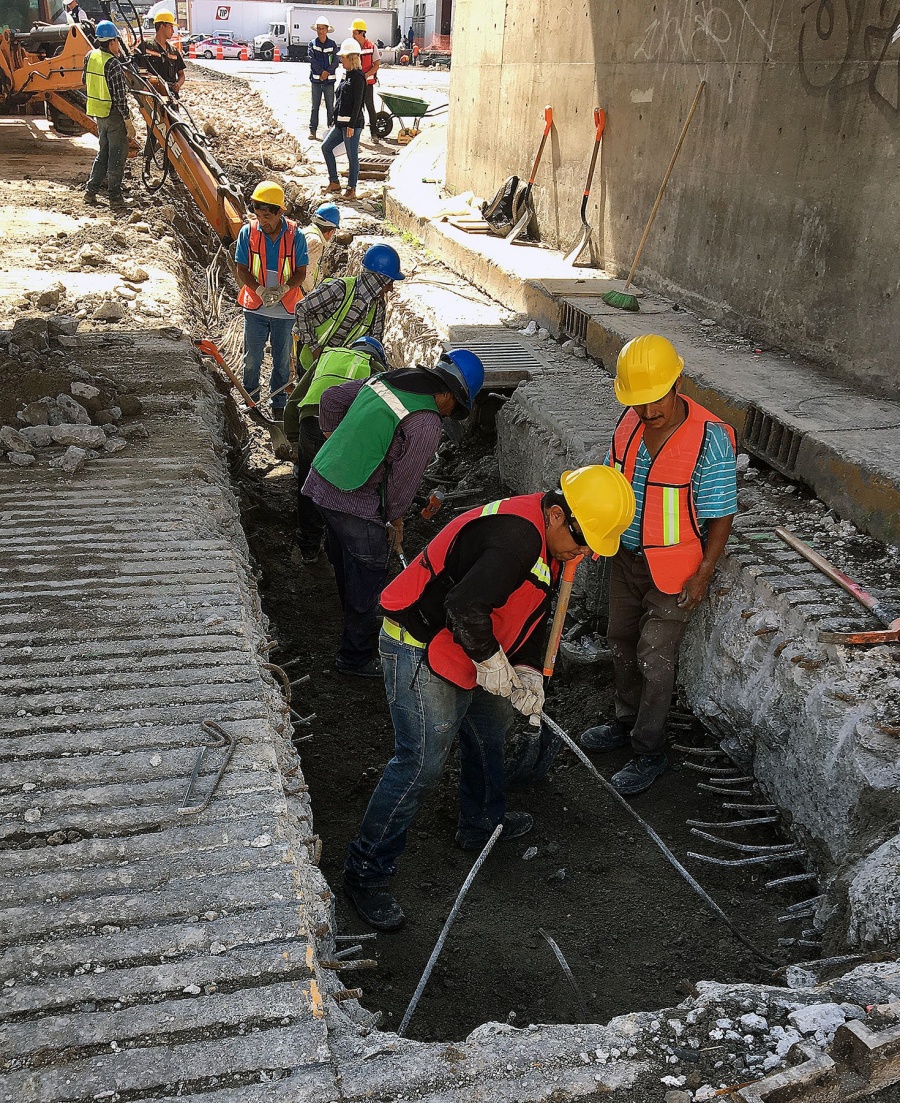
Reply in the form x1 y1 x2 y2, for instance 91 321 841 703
308 130 317 140
270 407 284 422
343 875 405 930
299 539 323 566
335 656 382 678
611 754 668 796
579 718 634 752
455 810 533 851
323 181 341 194
109 195 133 211
343 187 357 200
83 191 98 206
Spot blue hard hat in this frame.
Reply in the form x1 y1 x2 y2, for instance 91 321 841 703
430 348 484 415
350 335 385 363
315 203 340 228
362 243 404 281
95 19 119 39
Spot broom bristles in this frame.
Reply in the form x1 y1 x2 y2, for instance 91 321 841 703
602 289 640 312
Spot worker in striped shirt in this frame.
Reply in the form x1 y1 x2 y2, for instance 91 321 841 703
580 335 737 796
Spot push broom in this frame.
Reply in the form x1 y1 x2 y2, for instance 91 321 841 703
603 80 705 312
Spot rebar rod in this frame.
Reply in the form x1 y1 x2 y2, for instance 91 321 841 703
683 762 742 776
671 744 728 756
546 713 777 965
765 872 817 890
397 824 503 1036
698 783 754 796
687 817 780 829
785 895 823 913
334 943 364 960
688 850 805 868
335 932 378 941
723 803 778 812
689 830 798 854
703 775 755 786
539 928 589 1019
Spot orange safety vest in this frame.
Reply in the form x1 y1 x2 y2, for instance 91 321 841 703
360 38 377 84
381 493 558 688
237 218 303 313
610 396 736 595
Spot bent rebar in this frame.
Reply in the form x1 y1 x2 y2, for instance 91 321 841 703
179 720 235 815
539 928 589 1019
687 817 780 829
688 850 805 868
689 830 798 854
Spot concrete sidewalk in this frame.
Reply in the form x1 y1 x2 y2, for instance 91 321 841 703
384 128 900 548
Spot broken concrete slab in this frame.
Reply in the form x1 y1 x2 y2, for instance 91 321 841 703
54 393 90 424
50 424 106 448
0 425 34 454
49 445 87 474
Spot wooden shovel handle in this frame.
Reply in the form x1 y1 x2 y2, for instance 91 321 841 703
543 555 582 678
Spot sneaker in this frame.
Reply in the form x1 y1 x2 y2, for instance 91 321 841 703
580 718 634 752
455 810 533 851
611 754 668 796
343 875 405 930
335 656 382 679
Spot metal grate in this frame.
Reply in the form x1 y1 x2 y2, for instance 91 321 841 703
742 404 802 478
446 325 551 388
560 301 589 342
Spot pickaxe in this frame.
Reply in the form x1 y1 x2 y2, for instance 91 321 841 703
775 527 900 644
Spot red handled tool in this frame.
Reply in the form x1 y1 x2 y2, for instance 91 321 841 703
565 107 606 266
507 105 553 244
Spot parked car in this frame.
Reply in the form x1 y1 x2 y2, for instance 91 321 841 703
194 34 246 59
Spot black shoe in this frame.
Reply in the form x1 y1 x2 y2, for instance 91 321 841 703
335 656 382 679
455 810 534 851
343 875 405 930
84 191 98 206
299 540 322 565
580 718 634 752
270 407 284 421
611 754 668 796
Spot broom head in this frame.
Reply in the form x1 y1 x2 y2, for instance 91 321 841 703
602 288 640 312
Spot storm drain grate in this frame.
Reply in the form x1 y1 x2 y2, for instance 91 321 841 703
446 325 552 388
742 404 802 479
560 300 589 342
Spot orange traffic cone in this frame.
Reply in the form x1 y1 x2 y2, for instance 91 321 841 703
188 42 196 59
216 43 223 60
239 45 247 60
273 45 281 62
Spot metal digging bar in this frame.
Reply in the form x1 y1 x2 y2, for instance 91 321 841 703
544 712 778 965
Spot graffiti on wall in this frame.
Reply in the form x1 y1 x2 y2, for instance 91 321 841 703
798 0 900 118
634 0 788 103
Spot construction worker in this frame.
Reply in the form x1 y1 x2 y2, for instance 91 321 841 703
285 335 387 564
308 19 338 140
135 11 186 96
343 466 637 929
350 19 379 140
235 181 308 419
63 0 89 26
322 38 365 200
580 335 738 796
301 202 339 295
302 349 485 678
83 21 137 211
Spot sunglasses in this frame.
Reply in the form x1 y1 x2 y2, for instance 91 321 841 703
252 202 280 214
567 517 586 546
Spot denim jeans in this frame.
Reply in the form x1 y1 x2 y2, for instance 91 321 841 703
309 79 334 132
86 111 127 200
345 630 514 884
321 124 362 188
241 311 293 409
319 506 389 667
295 416 325 549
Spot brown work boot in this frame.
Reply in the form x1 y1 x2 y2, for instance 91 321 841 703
343 187 357 200
323 181 341 194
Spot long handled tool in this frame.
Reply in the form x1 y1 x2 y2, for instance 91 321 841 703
565 107 606 266
602 80 705 312
775 527 900 644
507 105 553 245
195 338 293 460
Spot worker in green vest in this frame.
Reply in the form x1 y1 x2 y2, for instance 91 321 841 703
83 20 137 210
301 350 485 677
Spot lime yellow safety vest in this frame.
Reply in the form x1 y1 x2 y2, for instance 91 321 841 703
85 49 113 119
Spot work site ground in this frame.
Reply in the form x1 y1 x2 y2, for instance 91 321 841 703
2 57 900 1103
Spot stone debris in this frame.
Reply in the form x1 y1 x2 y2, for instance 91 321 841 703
0 425 34 454
55 393 91 425
75 242 104 267
71 381 100 401
788 1001 847 1042
119 263 150 282
103 437 128 453
93 299 128 322
50 445 87 475
51 424 107 448
7 451 35 467
36 280 65 308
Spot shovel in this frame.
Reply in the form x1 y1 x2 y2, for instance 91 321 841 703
195 338 293 461
506 105 553 244
565 107 606 266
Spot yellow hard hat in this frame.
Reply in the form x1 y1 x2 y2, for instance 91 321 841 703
613 334 684 407
250 181 285 208
153 9 175 23
351 18 367 31
560 465 636 557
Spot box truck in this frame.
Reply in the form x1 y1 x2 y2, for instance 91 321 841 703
252 4 397 61
184 0 293 45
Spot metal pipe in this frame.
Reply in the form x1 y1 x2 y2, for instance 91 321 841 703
398 824 503 1036
539 928 589 1019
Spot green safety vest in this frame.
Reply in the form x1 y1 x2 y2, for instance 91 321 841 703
297 277 377 372
283 346 379 442
85 49 113 118
312 377 439 492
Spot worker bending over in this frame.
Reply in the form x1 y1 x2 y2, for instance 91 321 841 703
235 181 308 419
302 350 484 678
83 21 137 211
301 203 340 295
135 10 186 96
581 335 737 795
343 466 636 929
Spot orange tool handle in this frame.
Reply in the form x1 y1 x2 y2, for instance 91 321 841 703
526 105 553 186
194 338 258 408
582 107 606 198
542 555 582 678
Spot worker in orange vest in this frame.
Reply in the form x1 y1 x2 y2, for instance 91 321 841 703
350 18 380 139
235 181 308 419
580 335 738 796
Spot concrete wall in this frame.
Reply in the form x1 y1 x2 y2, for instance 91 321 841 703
446 0 900 397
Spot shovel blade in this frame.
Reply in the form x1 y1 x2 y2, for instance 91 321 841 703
565 225 591 266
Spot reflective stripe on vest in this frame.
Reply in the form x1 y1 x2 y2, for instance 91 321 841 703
611 396 736 594
381 493 558 689
85 50 113 118
236 218 302 312
297 277 376 372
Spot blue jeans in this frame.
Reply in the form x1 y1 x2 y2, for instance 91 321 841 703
309 80 334 132
345 631 513 884
87 112 127 200
321 124 361 188
241 311 293 409
320 506 389 667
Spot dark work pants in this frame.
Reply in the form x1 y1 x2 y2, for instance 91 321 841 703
363 81 377 133
606 547 694 757
295 416 326 550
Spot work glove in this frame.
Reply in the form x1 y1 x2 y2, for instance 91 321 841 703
260 285 288 307
124 118 136 141
510 665 544 724
473 649 521 700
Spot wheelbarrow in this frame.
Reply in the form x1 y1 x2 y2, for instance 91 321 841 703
374 91 447 142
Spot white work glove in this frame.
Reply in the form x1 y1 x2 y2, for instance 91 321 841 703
510 665 544 724
260 285 287 307
473 649 521 700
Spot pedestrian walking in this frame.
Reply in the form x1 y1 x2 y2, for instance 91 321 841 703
307 19 338 140
321 38 365 200
580 335 738 795
351 19 380 140
343 465 636 929
83 20 137 211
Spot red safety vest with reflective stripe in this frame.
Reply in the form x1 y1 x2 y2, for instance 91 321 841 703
237 218 303 313
381 493 558 688
610 396 736 595
360 38 377 84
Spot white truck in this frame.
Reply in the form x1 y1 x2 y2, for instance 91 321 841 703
252 4 397 62
183 0 293 45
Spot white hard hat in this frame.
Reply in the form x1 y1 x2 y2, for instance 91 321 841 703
338 37 361 55
310 20 334 31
